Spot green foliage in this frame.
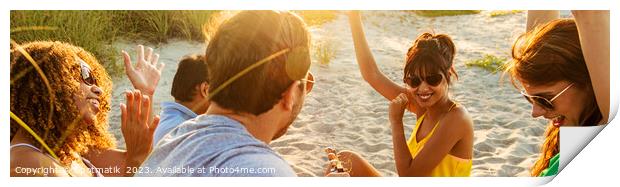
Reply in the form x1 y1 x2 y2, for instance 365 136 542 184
10 10 219 76
489 10 524 17
11 10 121 72
117 10 217 43
313 39 337 66
465 54 508 73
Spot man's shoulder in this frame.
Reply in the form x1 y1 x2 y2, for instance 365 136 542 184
144 130 295 177
160 102 197 119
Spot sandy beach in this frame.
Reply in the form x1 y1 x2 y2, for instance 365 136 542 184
108 11 548 177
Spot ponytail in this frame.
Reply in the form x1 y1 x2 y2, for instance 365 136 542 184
531 123 559 176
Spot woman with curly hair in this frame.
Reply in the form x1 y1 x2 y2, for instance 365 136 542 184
506 11 609 177
10 41 163 177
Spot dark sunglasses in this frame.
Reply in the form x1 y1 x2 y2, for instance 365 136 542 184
521 83 573 110
300 72 314 93
406 74 443 87
78 58 96 86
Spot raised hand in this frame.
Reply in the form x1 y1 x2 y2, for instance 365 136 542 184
389 93 409 126
120 90 160 176
122 45 165 97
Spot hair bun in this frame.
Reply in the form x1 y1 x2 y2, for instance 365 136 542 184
413 33 440 50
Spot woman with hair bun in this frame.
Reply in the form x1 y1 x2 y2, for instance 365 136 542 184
325 11 474 177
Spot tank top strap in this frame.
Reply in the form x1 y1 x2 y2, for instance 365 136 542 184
448 102 458 112
10 143 102 177
11 143 42 151
10 143 60 162
10 143 66 167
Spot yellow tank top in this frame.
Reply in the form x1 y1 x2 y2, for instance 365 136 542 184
406 109 472 177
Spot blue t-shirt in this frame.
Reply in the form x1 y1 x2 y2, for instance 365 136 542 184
136 115 297 177
152 101 198 147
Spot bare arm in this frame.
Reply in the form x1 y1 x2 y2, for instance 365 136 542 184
393 116 469 176
84 149 127 177
389 94 469 176
572 10 610 124
347 12 407 100
526 10 560 31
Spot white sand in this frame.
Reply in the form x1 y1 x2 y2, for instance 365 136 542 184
108 10 547 177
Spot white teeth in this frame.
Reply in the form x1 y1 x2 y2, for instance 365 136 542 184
418 93 432 100
88 98 99 105
552 116 565 126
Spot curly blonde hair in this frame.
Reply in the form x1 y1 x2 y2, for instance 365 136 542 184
10 41 115 166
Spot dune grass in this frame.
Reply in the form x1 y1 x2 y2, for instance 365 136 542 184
414 10 481 17
11 10 122 73
295 10 338 27
489 10 524 17
465 54 508 73
313 38 337 66
11 10 218 76
117 10 217 43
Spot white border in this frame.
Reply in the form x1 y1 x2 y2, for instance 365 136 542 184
3 0 618 186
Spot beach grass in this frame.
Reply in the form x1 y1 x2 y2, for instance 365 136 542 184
414 10 481 17
465 54 508 73
295 10 338 27
313 38 337 66
11 10 122 73
10 10 218 76
489 10 524 17
118 10 217 43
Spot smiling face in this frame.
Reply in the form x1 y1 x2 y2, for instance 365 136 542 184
406 72 449 108
403 33 456 110
73 61 103 125
74 80 103 125
507 19 604 127
521 80 590 126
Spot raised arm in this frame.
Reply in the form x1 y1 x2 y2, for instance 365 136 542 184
526 10 560 31
347 11 407 101
572 10 610 124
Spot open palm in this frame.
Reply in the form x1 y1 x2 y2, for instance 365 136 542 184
122 45 165 96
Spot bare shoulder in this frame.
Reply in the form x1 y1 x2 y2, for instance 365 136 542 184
10 147 67 177
442 105 474 134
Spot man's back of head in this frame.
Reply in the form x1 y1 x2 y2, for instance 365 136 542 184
206 10 311 115
138 11 312 177
171 54 208 104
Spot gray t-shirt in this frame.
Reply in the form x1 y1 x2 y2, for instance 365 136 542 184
135 115 296 177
